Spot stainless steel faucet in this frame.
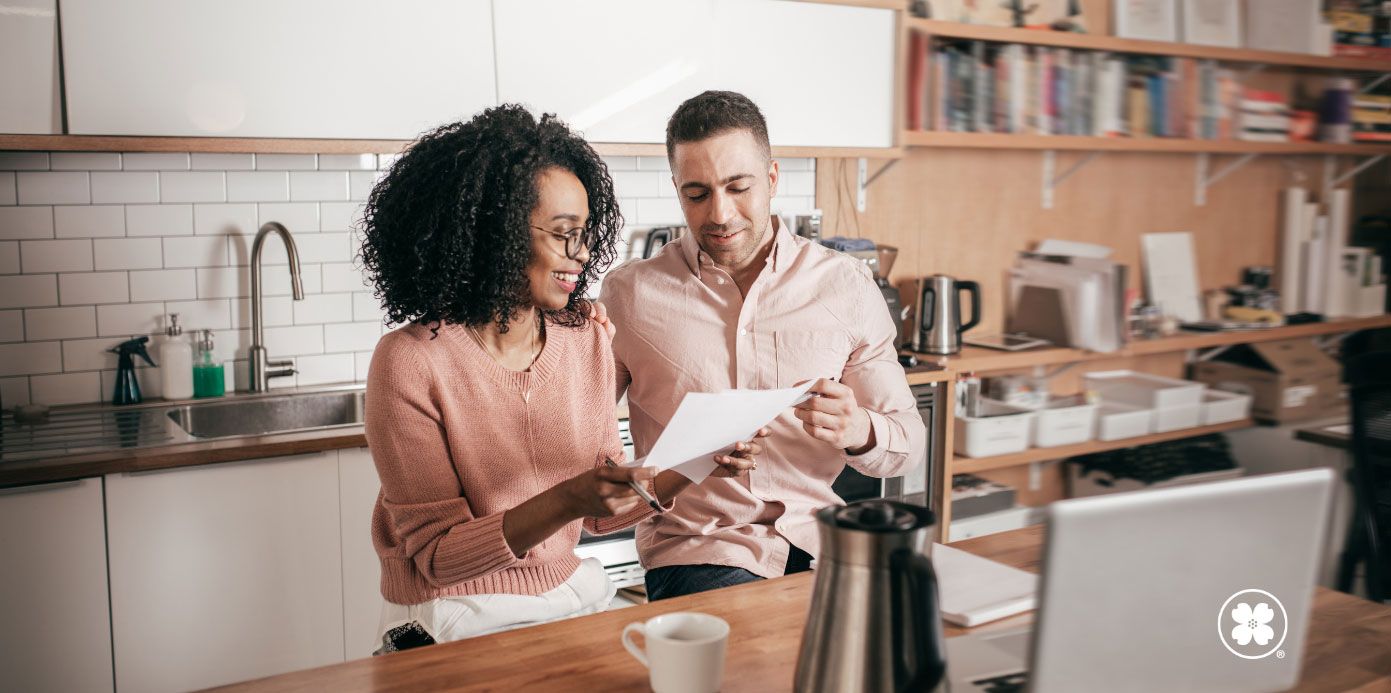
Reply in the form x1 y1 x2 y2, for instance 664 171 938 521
248 221 305 392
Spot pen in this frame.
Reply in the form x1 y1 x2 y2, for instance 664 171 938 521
605 457 664 514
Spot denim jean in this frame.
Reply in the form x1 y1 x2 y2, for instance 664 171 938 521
645 545 814 602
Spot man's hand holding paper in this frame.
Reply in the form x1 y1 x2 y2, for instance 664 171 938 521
631 381 818 482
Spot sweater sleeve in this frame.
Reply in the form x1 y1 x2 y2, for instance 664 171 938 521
583 323 673 535
366 333 523 588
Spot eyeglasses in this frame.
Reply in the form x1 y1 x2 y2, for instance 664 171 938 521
532 225 594 260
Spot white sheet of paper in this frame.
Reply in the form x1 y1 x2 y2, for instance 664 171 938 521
633 382 817 482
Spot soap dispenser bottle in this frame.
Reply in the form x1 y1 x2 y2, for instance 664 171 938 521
193 329 225 398
160 313 194 400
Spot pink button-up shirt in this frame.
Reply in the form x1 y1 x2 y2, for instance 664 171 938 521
600 218 926 578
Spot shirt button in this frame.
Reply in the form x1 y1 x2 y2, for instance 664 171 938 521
716 277 724 284
739 328 748 336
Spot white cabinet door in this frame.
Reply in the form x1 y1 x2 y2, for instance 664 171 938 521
495 0 894 147
338 446 384 660
105 453 343 693
0 0 62 133
61 0 496 139
0 478 114 693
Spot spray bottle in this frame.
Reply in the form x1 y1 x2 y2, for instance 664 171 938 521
109 336 156 406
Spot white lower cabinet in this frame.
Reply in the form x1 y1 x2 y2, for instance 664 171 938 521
339 447 384 660
0 478 114 693
105 452 345 693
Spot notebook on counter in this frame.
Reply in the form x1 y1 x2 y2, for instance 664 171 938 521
932 543 1037 627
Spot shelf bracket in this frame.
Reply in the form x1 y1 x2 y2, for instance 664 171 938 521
1033 361 1080 380
1041 150 1102 209
1329 154 1387 189
1195 152 1260 206
856 157 868 213
1361 73 1391 94
863 158 900 189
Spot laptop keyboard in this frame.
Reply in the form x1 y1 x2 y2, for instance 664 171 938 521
971 672 1029 693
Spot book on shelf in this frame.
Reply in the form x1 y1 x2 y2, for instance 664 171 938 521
905 33 1389 144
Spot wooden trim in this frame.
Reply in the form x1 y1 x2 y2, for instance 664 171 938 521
905 366 955 385
903 131 1391 155
0 134 414 154
0 134 905 160
936 378 957 536
907 17 1391 72
953 419 1253 474
791 0 907 9
924 315 1391 373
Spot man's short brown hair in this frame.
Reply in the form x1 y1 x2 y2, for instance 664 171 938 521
665 90 771 163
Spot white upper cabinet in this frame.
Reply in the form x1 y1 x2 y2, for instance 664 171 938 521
60 0 496 139
495 0 895 148
0 0 62 133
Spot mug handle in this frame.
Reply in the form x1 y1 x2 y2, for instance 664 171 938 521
621 622 649 668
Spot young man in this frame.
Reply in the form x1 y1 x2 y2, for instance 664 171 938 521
599 91 926 601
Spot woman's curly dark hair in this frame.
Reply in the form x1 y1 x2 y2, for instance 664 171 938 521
359 104 622 334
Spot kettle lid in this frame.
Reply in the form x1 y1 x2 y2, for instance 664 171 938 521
831 500 930 533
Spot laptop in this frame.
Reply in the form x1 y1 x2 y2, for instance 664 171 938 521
947 468 1335 693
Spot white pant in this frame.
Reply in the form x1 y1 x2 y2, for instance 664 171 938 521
376 557 616 645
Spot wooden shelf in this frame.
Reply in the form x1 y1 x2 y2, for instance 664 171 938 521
922 315 1391 373
902 131 1391 155
907 18 1391 72
0 134 903 160
952 419 1253 474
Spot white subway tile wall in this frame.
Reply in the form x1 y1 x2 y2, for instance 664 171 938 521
0 151 815 405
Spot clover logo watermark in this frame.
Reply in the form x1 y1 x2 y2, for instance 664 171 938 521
1218 589 1289 660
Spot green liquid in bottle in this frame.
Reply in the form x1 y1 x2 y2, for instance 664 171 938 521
193 362 225 398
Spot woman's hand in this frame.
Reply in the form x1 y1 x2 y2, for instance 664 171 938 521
561 464 657 518
711 426 771 478
587 300 616 341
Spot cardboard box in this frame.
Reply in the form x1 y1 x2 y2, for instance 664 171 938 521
1188 338 1341 424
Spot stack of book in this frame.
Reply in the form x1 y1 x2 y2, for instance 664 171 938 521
1237 89 1293 142
908 36 1248 140
1353 93 1391 142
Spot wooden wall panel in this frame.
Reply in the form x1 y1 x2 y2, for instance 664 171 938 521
815 150 1335 336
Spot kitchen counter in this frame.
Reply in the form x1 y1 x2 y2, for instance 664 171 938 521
206 525 1391 692
0 385 369 489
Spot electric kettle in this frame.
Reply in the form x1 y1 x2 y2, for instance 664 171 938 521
911 274 981 355
794 500 947 693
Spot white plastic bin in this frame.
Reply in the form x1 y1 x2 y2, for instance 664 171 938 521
1095 402 1153 441
1083 370 1206 409
954 399 1035 458
1153 403 1203 432
1200 389 1252 425
1032 396 1097 448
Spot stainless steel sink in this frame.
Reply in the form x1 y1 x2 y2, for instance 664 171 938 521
166 389 365 439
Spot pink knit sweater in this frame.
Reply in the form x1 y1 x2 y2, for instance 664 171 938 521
365 319 658 605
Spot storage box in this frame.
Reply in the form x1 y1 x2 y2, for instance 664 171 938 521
1067 464 1244 498
1083 370 1206 409
1188 338 1341 424
954 399 1035 458
949 505 1046 542
950 474 1016 520
1200 389 1252 425
1032 395 1097 447
1153 403 1203 432
1095 402 1153 441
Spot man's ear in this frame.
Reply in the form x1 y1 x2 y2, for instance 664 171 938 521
767 159 780 198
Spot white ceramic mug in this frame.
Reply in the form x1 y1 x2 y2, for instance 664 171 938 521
621 612 729 693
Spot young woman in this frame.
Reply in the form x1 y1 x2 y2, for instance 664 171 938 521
359 105 762 653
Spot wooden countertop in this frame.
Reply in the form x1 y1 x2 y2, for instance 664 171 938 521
208 526 1391 692
0 425 367 488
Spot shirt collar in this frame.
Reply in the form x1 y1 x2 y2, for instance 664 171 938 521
678 214 793 279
